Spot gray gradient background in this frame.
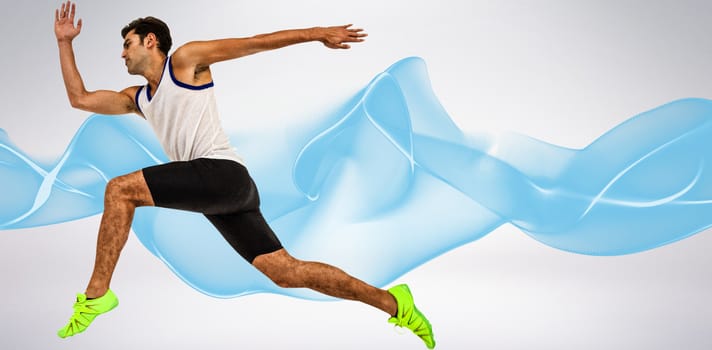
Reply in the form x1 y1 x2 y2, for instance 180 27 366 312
1 0 711 349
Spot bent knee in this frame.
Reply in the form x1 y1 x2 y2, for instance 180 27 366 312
105 172 154 207
253 251 304 288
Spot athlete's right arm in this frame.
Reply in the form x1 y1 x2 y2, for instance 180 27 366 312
54 1 140 116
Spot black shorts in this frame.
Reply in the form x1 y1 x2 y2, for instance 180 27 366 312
142 158 283 263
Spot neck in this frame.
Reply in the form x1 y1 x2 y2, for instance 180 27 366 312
143 56 167 91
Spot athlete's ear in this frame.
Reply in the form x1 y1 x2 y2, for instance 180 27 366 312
144 33 158 49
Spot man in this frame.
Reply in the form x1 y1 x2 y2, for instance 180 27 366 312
53 1 435 348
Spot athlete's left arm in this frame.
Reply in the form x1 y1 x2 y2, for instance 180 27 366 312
170 25 366 80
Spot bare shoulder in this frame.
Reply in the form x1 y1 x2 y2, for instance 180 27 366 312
170 42 198 68
120 85 142 96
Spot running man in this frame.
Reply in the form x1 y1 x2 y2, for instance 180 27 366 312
53 1 435 348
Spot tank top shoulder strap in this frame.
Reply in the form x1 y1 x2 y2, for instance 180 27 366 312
134 85 145 115
167 56 215 91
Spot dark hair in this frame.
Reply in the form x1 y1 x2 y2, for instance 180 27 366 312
121 17 172 56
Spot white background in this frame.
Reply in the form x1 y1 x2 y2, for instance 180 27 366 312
1 0 711 349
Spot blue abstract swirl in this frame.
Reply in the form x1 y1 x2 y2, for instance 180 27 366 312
2 57 711 298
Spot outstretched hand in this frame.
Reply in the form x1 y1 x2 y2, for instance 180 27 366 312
319 24 367 49
54 1 82 42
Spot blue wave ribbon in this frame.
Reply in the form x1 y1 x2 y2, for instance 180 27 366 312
2 57 711 298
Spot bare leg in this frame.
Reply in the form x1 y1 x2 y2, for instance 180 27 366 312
85 170 154 298
252 249 397 316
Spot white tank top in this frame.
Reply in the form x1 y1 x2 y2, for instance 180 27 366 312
135 57 243 164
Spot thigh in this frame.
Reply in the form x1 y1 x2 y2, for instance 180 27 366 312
142 158 258 215
205 210 283 263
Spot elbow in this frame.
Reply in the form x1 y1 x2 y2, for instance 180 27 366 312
69 98 82 109
68 92 88 110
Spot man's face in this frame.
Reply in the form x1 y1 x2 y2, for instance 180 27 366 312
121 30 146 75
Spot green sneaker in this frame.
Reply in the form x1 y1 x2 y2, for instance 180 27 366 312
388 284 436 349
57 289 119 338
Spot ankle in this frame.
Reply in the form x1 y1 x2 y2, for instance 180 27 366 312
85 287 108 299
386 292 398 317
